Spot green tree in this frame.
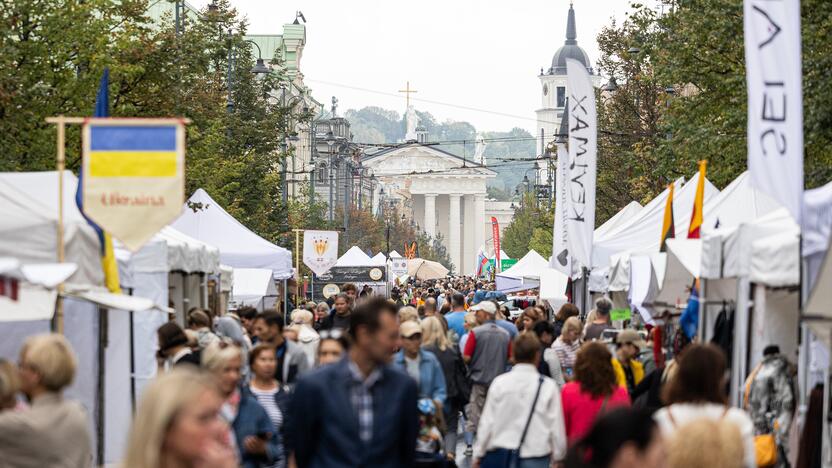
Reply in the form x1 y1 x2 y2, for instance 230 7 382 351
501 193 553 258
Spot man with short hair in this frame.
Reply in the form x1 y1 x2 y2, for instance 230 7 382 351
288 298 418 467
473 333 567 466
321 293 352 331
445 293 468 338
157 321 201 368
238 306 258 341
423 297 438 317
462 300 511 438
342 283 358 303
583 297 614 341
0 334 93 468
253 310 310 385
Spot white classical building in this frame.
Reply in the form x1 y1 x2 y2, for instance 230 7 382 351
535 3 601 156
362 142 496 275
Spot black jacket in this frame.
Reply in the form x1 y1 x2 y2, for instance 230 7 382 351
423 344 470 405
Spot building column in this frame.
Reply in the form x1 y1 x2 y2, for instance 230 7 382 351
474 194 486 266
448 194 462 274
463 194 476 276
423 193 437 240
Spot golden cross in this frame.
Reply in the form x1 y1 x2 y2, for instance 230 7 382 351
398 81 418 108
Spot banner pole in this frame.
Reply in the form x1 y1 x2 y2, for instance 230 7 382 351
294 229 302 302
55 116 67 334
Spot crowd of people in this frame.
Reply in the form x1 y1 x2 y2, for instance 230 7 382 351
0 277 803 468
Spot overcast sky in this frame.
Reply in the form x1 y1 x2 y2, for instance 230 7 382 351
192 0 643 134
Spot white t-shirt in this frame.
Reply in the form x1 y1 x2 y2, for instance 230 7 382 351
405 355 421 384
653 403 756 468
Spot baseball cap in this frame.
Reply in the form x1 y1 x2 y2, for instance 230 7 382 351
470 301 497 315
400 320 422 338
616 329 647 348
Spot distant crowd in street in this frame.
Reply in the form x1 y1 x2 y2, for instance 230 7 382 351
0 276 803 468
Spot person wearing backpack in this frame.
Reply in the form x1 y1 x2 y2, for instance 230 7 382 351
653 344 755 468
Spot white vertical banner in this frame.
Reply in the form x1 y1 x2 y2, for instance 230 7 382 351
302 230 339 276
550 143 572 275
744 0 803 223
565 58 597 268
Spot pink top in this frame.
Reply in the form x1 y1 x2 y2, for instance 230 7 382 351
560 382 630 443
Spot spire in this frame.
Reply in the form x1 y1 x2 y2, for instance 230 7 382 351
565 3 577 45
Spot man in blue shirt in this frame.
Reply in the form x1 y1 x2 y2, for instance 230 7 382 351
444 293 468 339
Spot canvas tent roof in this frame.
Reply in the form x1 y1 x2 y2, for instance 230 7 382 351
171 189 293 279
371 252 388 266
593 173 718 269
496 250 568 294
586 201 644 291
0 171 103 287
232 268 278 311
336 246 374 267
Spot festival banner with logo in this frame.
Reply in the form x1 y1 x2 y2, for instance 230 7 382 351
490 217 501 273
82 118 186 252
550 144 572 275
565 59 597 268
303 230 339 276
744 0 803 222
390 257 409 278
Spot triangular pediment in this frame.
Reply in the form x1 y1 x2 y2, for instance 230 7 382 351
362 143 496 176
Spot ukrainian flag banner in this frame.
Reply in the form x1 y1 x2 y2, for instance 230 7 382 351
82 119 186 252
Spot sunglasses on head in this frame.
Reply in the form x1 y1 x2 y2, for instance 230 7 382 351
320 329 345 340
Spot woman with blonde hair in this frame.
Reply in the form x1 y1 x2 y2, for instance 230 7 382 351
123 368 236 468
203 342 284 468
0 359 20 410
290 309 320 368
553 316 583 379
422 316 469 462
666 418 744 468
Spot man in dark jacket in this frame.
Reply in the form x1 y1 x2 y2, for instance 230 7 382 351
287 297 418 467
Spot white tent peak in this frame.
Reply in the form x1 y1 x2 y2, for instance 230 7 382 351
371 252 387 265
336 246 373 267
499 250 549 278
171 189 293 279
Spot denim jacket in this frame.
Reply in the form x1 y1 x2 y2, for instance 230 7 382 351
393 348 447 406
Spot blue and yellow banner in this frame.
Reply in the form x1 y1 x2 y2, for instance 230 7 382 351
82 119 185 252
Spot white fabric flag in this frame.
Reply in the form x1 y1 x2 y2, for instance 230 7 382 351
303 230 339 276
550 143 572 275
565 58 597 268
744 0 803 223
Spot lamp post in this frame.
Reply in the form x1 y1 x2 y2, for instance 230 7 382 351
225 34 271 115
325 131 336 223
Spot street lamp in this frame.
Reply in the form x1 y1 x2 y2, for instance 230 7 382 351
603 76 619 93
325 131 337 223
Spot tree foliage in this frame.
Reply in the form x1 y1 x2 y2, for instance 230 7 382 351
501 193 553 259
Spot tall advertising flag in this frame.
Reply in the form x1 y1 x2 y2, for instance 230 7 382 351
550 144 572 275
82 118 186 252
688 160 707 239
302 230 339 276
490 217 501 272
744 0 803 222
565 58 597 267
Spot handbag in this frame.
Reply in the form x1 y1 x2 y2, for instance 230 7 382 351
480 376 545 468
744 363 778 467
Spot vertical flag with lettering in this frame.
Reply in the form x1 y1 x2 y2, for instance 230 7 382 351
491 217 501 273
660 183 676 252
744 0 803 222
550 144 572 275
565 58 597 267
688 160 707 239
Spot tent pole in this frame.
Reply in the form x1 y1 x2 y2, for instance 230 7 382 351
283 279 288 324
96 307 108 465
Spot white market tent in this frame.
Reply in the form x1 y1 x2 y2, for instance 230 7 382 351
389 250 402 258
336 246 374 267
656 171 782 305
496 250 568 297
371 252 388 266
232 268 278 310
0 171 103 287
602 172 719 293
587 201 644 291
171 189 293 279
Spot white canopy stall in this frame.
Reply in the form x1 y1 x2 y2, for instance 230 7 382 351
172 189 293 279
496 250 568 299
232 268 279 310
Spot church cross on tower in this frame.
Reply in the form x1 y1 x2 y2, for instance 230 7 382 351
398 81 418 108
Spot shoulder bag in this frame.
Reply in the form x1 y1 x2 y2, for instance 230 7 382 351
480 376 545 468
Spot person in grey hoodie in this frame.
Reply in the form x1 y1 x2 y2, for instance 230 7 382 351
252 310 310 386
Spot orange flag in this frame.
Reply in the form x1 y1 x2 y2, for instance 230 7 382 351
688 160 707 239
660 183 675 252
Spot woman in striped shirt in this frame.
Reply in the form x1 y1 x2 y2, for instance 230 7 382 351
245 343 290 468
552 316 583 381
